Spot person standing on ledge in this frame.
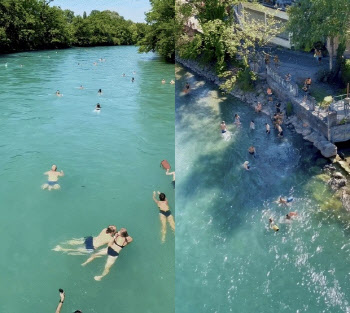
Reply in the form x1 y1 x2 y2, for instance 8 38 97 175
42 165 64 190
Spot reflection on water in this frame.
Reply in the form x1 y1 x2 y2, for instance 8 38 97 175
176 64 350 313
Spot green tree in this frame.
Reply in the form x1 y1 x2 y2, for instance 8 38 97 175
138 0 176 62
287 0 350 70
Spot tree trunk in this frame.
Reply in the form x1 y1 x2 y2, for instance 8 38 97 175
329 37 334 71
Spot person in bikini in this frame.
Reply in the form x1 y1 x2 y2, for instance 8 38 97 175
90 228 133 281
42 165 64 190
153 191 175 242
52 225 117 255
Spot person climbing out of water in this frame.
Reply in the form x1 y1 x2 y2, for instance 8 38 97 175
243 161 250 170
55 289 65 313
255 102 262 113
98 89 102 95
250 120 255 130
277 124 283 137
248 146 256 157
221 121 227 133
170 80 175 85
234 114 241 125
265 123 271 134
89 228 133 281
161 79 166 84
166 168 175 189
52 226 117 256
42 165 64 191
131 77 135 83
153 191 175 242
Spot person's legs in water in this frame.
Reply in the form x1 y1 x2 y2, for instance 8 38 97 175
167 215 175 232
94 255 118 281
159 214 167 242
82 248 107 266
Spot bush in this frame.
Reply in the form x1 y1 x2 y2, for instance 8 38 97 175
341 59 350 87
237 67 256 91
286 102 293 116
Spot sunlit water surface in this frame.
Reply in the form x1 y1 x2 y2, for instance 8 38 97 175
176 64 350 313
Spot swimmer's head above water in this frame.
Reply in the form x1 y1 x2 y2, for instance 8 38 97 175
119 228 129 237
106 225 117 234
51 164 57 171
159 193 166 201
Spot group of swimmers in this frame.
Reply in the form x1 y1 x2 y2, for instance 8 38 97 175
268 197 298 232
49 159 175 280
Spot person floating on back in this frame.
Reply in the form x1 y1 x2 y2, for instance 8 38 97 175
53 225 117 256
42 165 64 191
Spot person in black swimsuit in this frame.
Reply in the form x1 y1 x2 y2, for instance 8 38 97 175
94 228 133 281
81 228 133 281
153 191 175 242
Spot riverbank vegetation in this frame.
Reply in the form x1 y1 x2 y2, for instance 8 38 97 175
0 0 146 53
176 0 280 91
138 0 176 62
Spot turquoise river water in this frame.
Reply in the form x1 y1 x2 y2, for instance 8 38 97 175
176 65 350 313
0 46 174 312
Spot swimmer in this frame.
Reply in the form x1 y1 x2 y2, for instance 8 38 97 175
265 123 270 134
55 90 62 97
122 73 126 77
243 161 250 170
20 64 23 67
234 114 241 125
277 124 283 137
269 218 279 231
248 146 256 157
250 120 255 130
93 62 97 66
92 228 133 281
55 289 65 313
170 80 175 85
255 102 262 112
5 63 8 67
53 225 117 256
153 191 175 242
221 121 227 133
166 169 175 188
42 165 64 190
161 79 166 84
79 85 84 89
184 82 190 93
276 196 288 207
95 103 101 111
286 212 298 220
98 89 102 95
132 77 135 83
